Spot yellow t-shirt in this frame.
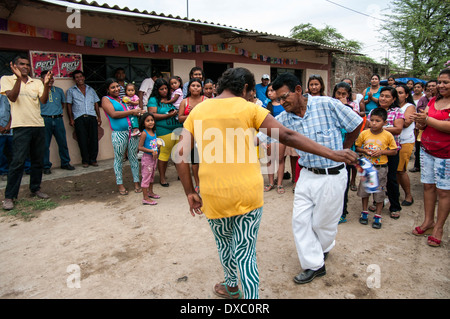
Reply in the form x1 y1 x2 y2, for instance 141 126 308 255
355 129 397 165
183 97 270 219
0 75 45 128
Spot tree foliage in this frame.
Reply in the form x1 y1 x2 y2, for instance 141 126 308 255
290 23 362 52
381 0 450 77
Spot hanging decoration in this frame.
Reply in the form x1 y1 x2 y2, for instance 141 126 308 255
0 18 300 66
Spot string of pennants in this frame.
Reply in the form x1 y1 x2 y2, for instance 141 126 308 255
0 18 300 66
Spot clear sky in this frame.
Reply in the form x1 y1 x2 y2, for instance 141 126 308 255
87 0 395 63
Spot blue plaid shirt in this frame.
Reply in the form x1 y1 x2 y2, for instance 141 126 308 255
271 95 362 168
66 84 100 120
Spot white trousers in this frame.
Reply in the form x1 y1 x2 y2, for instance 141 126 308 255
292 167 347 271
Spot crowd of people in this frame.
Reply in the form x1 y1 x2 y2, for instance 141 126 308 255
0 55 449 299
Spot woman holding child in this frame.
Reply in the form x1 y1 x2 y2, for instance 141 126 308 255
101 78 142 195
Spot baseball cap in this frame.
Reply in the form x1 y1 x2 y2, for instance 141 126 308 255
262 74 270 80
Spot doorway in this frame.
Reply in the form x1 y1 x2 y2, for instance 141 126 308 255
203 62 232 83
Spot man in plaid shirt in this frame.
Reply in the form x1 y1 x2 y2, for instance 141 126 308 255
272 73 363 284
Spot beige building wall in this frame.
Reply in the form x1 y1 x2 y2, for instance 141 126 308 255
172 59 197 84
49 78 113 166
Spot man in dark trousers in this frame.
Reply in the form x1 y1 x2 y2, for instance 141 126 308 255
0 55 52 210
66 70 101 168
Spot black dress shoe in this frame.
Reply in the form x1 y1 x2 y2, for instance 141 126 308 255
293 265 326 284
43 168 52 175
61 164 75 170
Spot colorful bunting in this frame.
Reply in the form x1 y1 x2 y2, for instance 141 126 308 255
1 18 300 66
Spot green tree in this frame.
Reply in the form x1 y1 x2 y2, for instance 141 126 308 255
381 0 450 77
290 23 362 52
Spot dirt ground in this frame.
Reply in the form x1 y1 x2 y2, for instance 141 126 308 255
0 159 448 300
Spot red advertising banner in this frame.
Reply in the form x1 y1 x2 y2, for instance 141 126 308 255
30 51 83 78
30 51 58 78
58 53 83 78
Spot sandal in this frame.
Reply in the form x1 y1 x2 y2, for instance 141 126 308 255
412 226 434 236
264 184 274 192
277 185 285 194
142 199 157 205
350 184 357 191
148 193 161 199
390 211 400 219
119 189 128 196
213 282 242 299
134 187 142 193
427 236 441 247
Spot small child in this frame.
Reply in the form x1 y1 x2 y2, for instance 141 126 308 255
138 112 161 205
122 83 141 136
164 76 183 110
355 107 398 229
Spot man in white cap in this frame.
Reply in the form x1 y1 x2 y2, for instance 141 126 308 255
255 74 270 107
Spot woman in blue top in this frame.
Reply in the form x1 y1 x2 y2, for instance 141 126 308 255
361 74 382 115
102 78 142 195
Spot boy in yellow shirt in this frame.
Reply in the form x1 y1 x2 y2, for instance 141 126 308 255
355 108 398 229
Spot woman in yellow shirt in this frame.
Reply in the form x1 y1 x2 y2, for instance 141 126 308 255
174 68 358 299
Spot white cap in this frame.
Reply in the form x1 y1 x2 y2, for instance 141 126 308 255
262 74 270 80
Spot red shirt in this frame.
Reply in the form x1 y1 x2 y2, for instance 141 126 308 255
421 97 450 159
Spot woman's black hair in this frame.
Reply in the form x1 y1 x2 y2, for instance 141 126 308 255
150 78 169 100
378 86 399 109
332 81 353 103
396 84 414 105
436 68 450 101
186 78 204 98
265 82 273 99
371 74 381 81
189 66 205 80
105 78 118 95
216 68 255 96
307 74 325 96
139 112 156 133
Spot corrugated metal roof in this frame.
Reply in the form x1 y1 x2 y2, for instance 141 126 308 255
35 0 354 53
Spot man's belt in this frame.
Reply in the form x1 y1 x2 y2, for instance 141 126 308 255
301 163 345 175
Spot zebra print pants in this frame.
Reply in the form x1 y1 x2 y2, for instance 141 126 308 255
111 131 140 185
207 207 263 299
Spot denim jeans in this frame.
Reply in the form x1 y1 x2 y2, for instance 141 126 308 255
5 127 45 199
0 134 13 175
43 116 71 169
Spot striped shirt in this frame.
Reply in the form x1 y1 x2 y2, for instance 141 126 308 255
272 95 362 168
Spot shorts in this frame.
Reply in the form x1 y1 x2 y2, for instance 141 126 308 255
397 143 414 171
158 132 179 162
357 165 388 203
420 148 450 190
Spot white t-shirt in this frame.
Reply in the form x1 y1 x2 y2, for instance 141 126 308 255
399 103 416 144
139 78 154 107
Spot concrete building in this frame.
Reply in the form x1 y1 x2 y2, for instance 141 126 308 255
0 0 350 164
